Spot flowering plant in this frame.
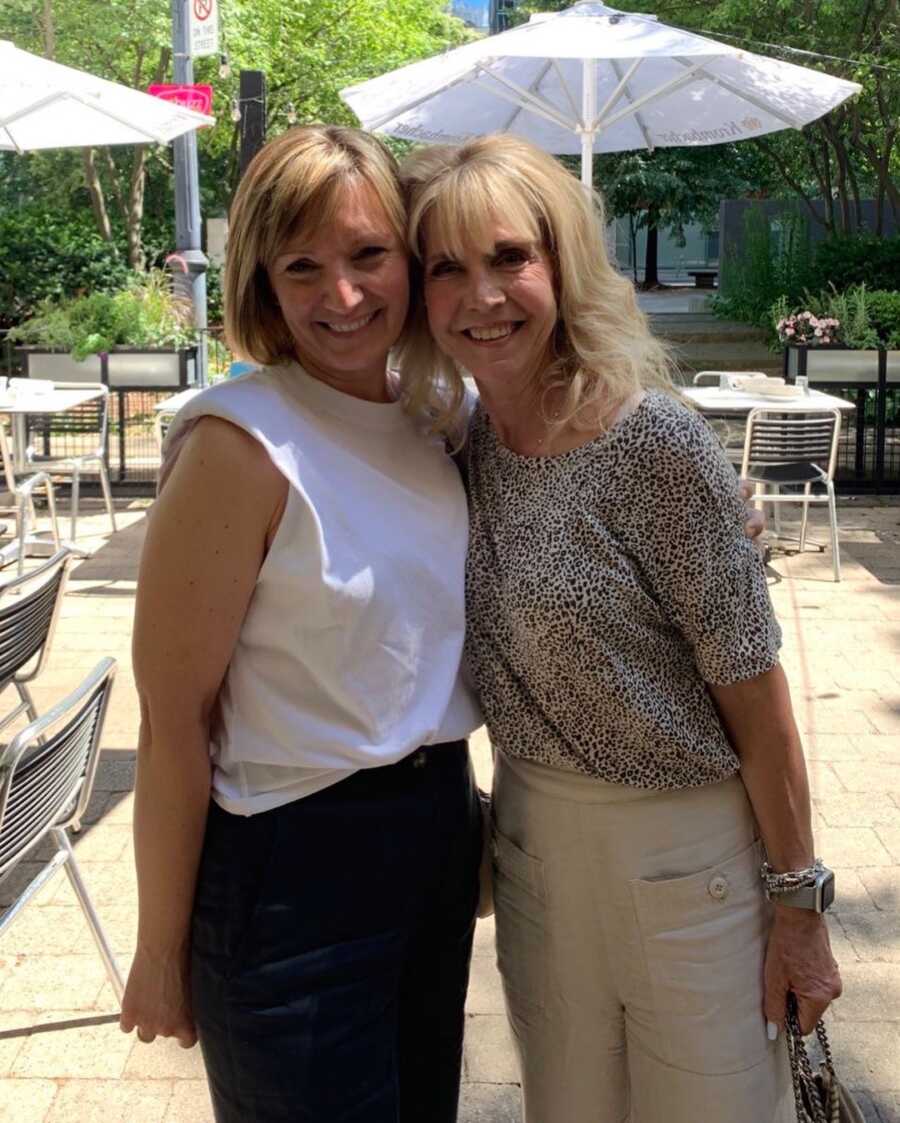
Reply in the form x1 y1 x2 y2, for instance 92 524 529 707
775 310 841 346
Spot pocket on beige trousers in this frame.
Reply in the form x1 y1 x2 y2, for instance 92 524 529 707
492 825 547 1032
629 839 773 1075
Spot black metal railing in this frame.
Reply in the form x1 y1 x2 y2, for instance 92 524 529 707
785 345 899 494
1 327 238 494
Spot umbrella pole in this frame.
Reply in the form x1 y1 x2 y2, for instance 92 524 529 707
580 58 596 189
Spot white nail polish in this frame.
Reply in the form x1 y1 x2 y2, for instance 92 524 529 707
767 1021 779 1041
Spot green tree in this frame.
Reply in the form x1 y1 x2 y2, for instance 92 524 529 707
0 0 471 269
649 0 900 235
188 0 474 206
512 0 899 236
596 145 761 287
2 0 173 268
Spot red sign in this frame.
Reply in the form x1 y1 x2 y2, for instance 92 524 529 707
193 0 213 20
148 83 213 116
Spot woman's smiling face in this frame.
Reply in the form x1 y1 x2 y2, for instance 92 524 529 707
267 178 409 397
422 216 558 394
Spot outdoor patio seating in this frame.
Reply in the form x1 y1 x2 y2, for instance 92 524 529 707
692 370 745 459
0 422 61 576
21 382 117 541
0 656 124 1004
741 407 843 582
0 550 71 735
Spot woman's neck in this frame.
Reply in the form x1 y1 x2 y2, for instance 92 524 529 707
475 376 636 458
298 355 393 404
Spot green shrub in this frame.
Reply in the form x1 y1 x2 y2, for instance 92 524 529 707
770 285 900 350
713 205 814 329
0 206 131 328
205 262 224 327
865 290 900 348
9 271 198 360
811 236 900 292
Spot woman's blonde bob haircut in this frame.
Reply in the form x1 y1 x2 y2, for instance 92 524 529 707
225 125 407 366
399 135 675 435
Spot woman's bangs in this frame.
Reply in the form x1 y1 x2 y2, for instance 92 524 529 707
422 167 542 261
262 167 349 266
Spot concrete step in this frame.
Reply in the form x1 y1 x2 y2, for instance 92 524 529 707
649 314 769 345
649 313 781 376
667 341 783 376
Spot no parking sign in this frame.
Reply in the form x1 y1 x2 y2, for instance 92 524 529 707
189 0 219 58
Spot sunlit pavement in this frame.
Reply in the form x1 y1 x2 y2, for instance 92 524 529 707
0 497 898 1122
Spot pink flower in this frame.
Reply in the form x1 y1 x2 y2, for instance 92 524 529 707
785 326 795 336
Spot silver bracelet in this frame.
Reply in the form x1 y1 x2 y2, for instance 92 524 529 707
760 858 825 896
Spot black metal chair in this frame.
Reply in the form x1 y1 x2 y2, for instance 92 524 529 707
741 408 843 582
0 550 71 736
0 657 123 1003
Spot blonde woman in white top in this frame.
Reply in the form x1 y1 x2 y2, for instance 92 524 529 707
119 126 483 1123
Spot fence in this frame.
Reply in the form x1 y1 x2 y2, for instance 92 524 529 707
1 328 234 494
784 346 900 493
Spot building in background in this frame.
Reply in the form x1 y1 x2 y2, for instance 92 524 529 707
450 0 517 33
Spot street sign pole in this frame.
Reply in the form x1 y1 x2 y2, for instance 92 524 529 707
172 0 209 386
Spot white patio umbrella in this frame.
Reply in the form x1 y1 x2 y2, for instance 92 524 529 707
341 1 861 187
0 39 214 153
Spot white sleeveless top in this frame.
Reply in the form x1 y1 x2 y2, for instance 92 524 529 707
162 363 482 815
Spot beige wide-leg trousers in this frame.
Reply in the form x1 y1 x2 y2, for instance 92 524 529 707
492 751 793 1123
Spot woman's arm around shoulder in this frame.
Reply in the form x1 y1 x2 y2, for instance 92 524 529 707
121 417 287 1048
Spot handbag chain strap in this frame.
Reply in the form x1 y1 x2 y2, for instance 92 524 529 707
786 994 840 1123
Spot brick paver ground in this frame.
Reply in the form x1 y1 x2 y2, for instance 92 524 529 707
0 497 897 1121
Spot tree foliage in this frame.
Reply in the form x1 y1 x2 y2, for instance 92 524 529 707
205 0 473 201
0 0 470 288
647 0 900 234
511 0 899 237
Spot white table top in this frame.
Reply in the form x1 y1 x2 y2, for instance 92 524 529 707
153 387 203 414
0 386 105 414
682 387 854 413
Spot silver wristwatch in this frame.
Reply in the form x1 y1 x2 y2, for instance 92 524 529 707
760 859 835 913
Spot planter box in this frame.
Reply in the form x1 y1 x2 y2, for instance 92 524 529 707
16 347 198 389
784 344 900 385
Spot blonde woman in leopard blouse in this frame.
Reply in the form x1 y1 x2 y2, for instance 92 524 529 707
399 136 842 1123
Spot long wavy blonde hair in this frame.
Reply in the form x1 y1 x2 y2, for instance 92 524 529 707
397 135 675 437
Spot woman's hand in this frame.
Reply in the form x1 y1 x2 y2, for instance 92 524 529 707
120 943 197 1048
738 479 765 541
764 907 842 1035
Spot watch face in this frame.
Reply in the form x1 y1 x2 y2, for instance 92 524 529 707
821 871 836 912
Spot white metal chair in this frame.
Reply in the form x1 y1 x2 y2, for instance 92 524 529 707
0 657 123 1003
741 408 843 582
0 424 61 577
0 551 72 736
693 370 771 388
691 370 753 457
22 382 116 541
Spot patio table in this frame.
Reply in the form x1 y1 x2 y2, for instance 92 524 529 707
0 384 105 565
153 387 203 416
682 386 855 415
0 384 107 472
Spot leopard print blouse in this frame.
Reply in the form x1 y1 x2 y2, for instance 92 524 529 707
463 390 782 789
